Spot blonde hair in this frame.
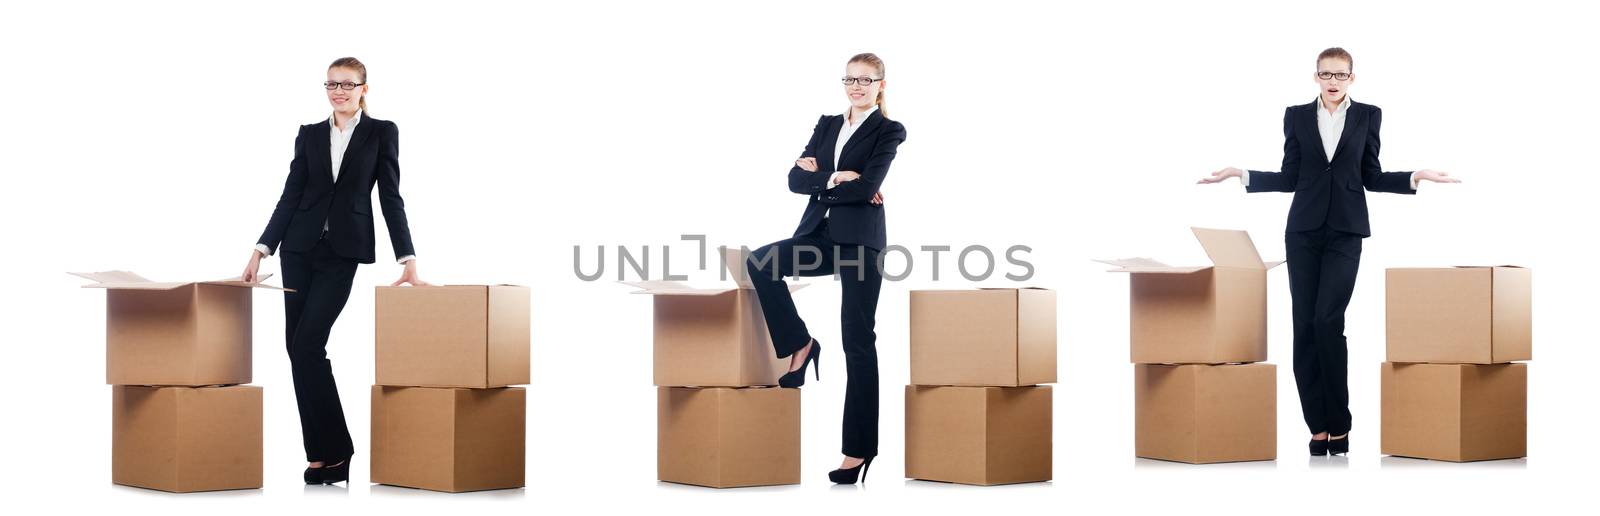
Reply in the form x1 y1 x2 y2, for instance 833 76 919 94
848 53 886 118
1317 47 1353 71
328 57 369 114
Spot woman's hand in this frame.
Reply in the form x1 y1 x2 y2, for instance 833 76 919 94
1197 167 1244 184
795 157 818 173
834 171 861 184
870 191 884 205
1414 169 1460 185
242 250 263 283
392 260 430 287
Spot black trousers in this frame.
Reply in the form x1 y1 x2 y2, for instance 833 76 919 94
745 220 883 459
1284 226 1363 436
280 237 359 462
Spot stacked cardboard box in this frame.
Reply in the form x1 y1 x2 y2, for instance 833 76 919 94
626 248 802 488
1382 266 1530 462
372 285 530 492
75 271 274 493
905 288 1056 485
1100 228 1280 464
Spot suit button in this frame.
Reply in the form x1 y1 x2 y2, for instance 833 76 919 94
1325 166 1331 171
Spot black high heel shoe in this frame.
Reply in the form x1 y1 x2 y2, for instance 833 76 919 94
306 455 351 485
778 340 821 388
828 456 874 485
1328 435 1349 456
1309 438 1329 456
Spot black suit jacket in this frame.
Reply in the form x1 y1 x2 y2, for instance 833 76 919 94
1247 100 1414 237
256 116 415 264
787 110 907 251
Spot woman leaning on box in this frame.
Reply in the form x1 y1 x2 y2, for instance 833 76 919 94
241 57 428 485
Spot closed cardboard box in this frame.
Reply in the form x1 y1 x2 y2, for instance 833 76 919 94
375 285 530 388
657 386 800 488
909 288 1056 386
75 271 284 386
904 385 1051 485
112 385 262 492
1386 267 1532 364
1099 228 1282 364
1381 362 1526 462
371 386 526 492
1134 363 1276 464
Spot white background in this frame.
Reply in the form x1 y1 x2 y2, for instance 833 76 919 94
2 0 1594 514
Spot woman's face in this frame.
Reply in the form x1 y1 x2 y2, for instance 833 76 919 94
326 66 367 115
1315 57 1354 106
843 62 883 112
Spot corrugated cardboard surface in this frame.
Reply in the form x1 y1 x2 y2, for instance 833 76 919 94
904 385 1051 485
1386 267 1532 364
375 286 531 388
652 290 787 387
370 386 526 492
657 387 799 488
106 284 252 386
112 385 262 492
1129 269 1269 364
1134 364 1276 464
909 289 1057 386
1381 363 1526 462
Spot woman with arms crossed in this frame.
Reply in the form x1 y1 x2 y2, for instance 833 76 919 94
746 53 905 484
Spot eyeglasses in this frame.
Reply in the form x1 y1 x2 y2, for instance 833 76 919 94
1317 72 1352 81
840 76 883 86
324 81 365 91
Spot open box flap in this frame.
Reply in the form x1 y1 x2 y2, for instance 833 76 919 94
1093 258 1209 274
71 271 289 291
1191 227 1267 269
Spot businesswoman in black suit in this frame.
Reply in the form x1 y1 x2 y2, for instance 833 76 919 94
746 53 905 485
241 57 426 484
1199 48 1457 456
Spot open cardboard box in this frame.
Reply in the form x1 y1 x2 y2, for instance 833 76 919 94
623 247 804 387
1097 228 1282 364
73 271 286 386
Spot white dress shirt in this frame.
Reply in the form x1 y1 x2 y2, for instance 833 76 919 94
1240 97 1416 190
255 110 414 264
825 104 879 190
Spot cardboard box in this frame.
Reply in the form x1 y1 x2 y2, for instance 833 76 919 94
1134 363 1276 464
909 288 1056 387
1098 228 1283 364
1381 362 1526 462
1386 267 1532 364
657 386 800 488
112 385 262 492
74 271 284 386
375 285 530 388
625 248 803 387
904 385 1051 485
371 386 526 492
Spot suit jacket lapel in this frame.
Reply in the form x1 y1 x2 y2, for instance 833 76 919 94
335 117 376 184
1329 103 1360 163
838 110 884 165
1299 100 1329 165
312 121 334 185
818 115 843 173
